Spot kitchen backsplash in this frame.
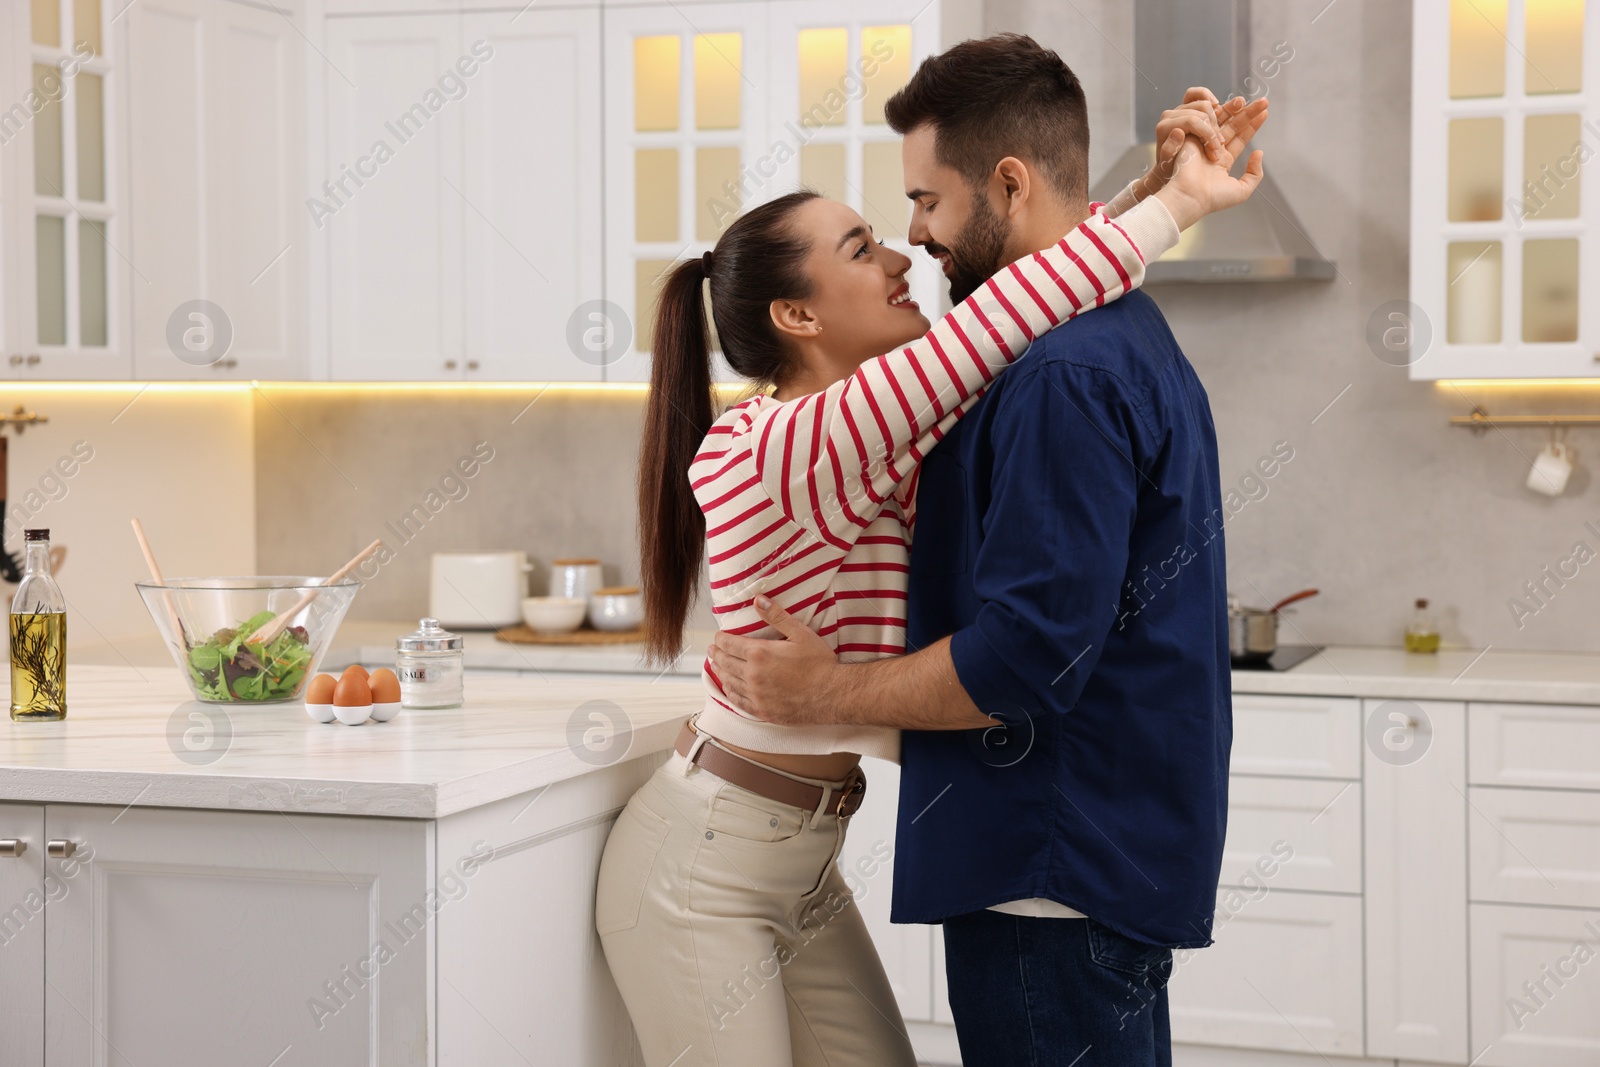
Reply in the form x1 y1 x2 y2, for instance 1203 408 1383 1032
0 387 256 650
249 387 714 628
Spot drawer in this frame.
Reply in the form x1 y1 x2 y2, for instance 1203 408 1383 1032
1231 695 1361 779
1469 787 1600 908
1470 903 1600 1067
1220 777 1361 895
1470 703 1600 790
1169 890 1364 1057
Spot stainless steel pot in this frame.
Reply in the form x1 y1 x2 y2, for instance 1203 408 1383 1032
1229 588 1319 661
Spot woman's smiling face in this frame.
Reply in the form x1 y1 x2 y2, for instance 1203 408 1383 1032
774 197 931 373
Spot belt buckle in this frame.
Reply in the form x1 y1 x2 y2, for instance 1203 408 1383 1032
836 769 867 817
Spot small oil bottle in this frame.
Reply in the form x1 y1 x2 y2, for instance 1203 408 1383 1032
1404 598 1440 655
10 528 67 721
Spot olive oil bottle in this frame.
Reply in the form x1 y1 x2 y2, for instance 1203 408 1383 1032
1404 597 1440 655
10 529 66 721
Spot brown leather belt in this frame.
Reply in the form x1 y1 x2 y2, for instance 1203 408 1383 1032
674 721 866 818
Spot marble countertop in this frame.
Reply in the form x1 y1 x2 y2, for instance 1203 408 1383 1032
10 642 1599 822
1229 645 1600 704
0 665 701 819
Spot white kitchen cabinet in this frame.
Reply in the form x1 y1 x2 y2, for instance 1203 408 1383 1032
460 10 603 382
602 0 978 383
434 758 656 1066
0 803 44 1067
1469 786 1600 909
1409 0 1600 379
0 0 129 380
322 13 465 382
325 0 598 12
601 1 773 383
1218 775 1361 895
1230 694 1361 779
1168 889 1365 1057
44 803 431 1066
1469 902 1600 1067
1364 700 1469 1064
320 9 602 383
17 754 657 1066
1468 701 1600 790
126 0 307 380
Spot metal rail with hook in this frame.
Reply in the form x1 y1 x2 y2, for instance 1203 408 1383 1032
0 405 48 433
1450 406 1600 432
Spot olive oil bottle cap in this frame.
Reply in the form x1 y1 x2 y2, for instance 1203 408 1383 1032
23 529 48 541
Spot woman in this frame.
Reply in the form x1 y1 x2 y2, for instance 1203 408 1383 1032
597 97 1264 1065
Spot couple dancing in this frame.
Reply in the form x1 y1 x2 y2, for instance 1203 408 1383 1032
598 32 1259 1067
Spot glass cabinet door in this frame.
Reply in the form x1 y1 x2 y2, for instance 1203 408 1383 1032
603 3 772 383
1411 0 1598 379
769 4 939 319
3 0 126 378
604 0 947 384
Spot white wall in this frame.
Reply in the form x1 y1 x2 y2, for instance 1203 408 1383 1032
0 387 256 655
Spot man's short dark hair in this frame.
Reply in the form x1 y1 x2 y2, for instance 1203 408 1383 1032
884 33 1090 202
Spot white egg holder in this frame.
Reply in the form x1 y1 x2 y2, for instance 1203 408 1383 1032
305 700 402 726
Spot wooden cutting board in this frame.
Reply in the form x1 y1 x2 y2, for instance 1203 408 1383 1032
494 624 647 646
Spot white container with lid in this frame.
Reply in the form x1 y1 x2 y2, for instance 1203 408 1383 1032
396 618 464 709
429 552 531 628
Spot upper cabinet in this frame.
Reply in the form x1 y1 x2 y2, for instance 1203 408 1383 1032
603 0 973 383
1410 0 1600 380
317 9 603 382
0 0 973 382
127 0 308 381
0 0 128 379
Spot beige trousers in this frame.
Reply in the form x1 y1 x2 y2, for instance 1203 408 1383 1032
596 751 917 1067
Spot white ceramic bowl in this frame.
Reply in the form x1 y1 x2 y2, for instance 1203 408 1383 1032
588 587 644 632
521 596 587 634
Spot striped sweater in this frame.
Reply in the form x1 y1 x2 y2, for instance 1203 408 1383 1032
690 195 1180 761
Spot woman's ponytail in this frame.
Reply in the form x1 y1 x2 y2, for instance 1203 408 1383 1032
636 190 821 666
639 259 716 666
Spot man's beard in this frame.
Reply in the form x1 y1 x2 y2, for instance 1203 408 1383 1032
928 191 1012 304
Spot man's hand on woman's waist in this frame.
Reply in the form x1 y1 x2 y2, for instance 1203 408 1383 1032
709 596 998 732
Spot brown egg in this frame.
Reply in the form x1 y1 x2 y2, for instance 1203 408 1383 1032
341 664 370 687
369 668 401 704
305 674 337 704
333 671 374 707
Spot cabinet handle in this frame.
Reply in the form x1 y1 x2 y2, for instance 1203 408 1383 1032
0 839 25 858
444 360 458 370
212 358 238 369
25 354 40 365
46 839 76 859
7 354 21 366
466 360 479 371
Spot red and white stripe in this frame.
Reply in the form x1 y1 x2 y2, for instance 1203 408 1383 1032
688 202 1170 759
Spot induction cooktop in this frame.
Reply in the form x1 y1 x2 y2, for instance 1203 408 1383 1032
1231 645 1321 672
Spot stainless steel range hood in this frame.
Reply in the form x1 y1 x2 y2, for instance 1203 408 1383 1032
1088 0 1336 282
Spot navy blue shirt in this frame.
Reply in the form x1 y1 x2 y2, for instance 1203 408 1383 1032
893 290 1231 949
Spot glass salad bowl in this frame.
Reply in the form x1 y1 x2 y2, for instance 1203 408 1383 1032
136 577 360 704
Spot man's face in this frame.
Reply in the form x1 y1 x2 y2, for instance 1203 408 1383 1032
902 125 1013 304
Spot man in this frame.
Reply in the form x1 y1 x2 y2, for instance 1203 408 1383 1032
707 34 1247 1066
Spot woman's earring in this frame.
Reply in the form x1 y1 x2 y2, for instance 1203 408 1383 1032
814 324 823 334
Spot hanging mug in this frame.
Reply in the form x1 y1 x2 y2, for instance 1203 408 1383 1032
1527 440 1576 497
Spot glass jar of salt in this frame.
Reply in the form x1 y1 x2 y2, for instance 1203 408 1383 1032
396 618 464 708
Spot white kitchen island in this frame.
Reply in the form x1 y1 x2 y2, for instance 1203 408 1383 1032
0 664 701 1067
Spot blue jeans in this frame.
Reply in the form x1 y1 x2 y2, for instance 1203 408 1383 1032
942 910 1173 1067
